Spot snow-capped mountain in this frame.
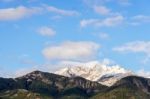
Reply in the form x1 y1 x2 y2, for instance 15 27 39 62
55 61 133 86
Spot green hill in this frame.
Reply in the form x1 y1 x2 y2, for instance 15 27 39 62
0 70 107 99
1 71 150 99
91 76 150 99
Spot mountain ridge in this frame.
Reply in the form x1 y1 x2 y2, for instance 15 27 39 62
55 61 133 86
1 70 150 99
0 70 107 99
92 75 150 99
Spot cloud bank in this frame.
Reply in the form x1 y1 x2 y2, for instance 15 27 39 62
42 41 100 61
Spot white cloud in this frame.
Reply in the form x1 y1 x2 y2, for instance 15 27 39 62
113 41 150 63
100 58 115 65
93 6 110 15
118 0 131 6
38 26 56 37
54 59 115 69
14 64 52 78
83 0 131 6
42 41 100 61
15 67 38 77
99 32 109 39
13 59 117 78
137 69 150 78
123 15 150 26
14 64 57 77
80 15 124 27
0 5 79 21
46 6 79 16
0 67 14 78
113 41 150 54
0 6 42 21
130 15 150 25
56 60 99 68
93 5 119 16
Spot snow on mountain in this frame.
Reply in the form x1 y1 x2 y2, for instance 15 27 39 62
55 61 133 86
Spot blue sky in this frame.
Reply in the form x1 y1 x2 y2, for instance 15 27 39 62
0 0 150 77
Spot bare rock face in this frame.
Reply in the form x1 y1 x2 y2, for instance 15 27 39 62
0 70 107 97
112 76 150 94
1 71 150 99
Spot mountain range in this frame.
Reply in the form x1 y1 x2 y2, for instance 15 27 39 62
55 61 133 86
0 69 150 99
0 70 106 99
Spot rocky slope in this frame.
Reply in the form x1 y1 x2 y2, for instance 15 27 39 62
0 70 107 98
92 76 150 99
0 89 52 99
0 71 150 99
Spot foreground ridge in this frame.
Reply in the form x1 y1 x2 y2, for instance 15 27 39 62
0 70 150 99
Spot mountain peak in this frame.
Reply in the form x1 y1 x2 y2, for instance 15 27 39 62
55 61 133 86
28 70 42 74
